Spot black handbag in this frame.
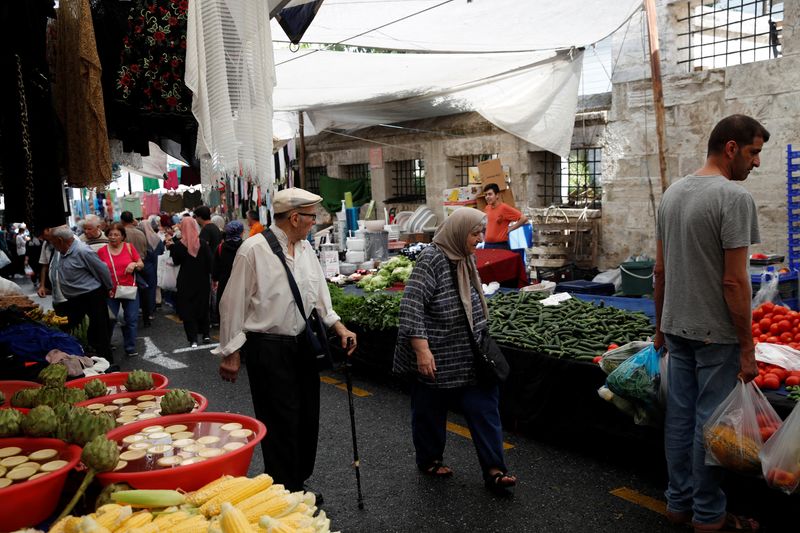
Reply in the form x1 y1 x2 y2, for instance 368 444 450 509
449 262 509 385
262 229 333 370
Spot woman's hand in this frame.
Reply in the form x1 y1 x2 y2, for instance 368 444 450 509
416 348 436 379
124 263 137 274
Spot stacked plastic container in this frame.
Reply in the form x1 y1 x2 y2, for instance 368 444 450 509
788 144 800 271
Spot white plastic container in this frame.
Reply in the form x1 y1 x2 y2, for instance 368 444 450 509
346 250 366 263
346 237 365 251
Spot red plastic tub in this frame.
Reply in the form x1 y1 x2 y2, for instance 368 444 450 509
0 381 41 409
98 412 266 491
0 437 82 531
75 389 208 418
65 372 168 394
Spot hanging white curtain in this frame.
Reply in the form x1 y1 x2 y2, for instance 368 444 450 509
186 0 275 190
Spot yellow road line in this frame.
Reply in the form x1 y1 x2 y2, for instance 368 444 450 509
446 422 515 450
164 314 183 324
335 383 372 397
610 487 667 516
319 376 340 385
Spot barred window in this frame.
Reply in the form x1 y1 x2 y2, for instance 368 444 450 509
341 163 370 181
537 148 602 209
453 154 498 186
304 166 326 194
677 1 783 71
389 159 426 203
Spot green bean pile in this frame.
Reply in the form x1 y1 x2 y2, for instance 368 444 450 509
487 292 655 361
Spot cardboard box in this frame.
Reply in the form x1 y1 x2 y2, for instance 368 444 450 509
443 201 479 218
476 187 516 210
477 159 508 191
442 185 481 203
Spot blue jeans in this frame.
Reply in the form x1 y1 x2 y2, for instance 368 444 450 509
663 334 740 525
108 295 139 354
411 382 508 478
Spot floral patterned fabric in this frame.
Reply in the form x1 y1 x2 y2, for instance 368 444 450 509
116 0 190 115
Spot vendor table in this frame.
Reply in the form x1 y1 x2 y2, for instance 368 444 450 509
475 248 528 288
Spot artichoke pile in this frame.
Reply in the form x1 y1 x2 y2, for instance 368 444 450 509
21 405 58 437
0 408 22 437
83 378 107 399
159 389 195 415
124 370 154 391
39 363 68 387
57 435 121 520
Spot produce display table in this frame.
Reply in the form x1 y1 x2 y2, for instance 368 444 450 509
573 294 656 324
475 248 528 288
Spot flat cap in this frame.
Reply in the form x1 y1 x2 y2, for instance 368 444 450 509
273 187 323 214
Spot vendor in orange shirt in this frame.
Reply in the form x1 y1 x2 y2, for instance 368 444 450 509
482 183 529 250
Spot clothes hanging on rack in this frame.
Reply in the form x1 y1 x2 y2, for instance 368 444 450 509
160 192 184 214
183 189 202 209
120 194 143 218
142 176 160 192
164 169 179 190
143 193 161 217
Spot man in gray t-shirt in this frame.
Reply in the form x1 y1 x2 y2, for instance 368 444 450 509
654 115 769 531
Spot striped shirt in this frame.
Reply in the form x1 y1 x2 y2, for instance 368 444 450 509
393 245 487 388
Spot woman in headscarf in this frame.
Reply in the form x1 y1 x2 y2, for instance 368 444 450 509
393 208 516 493
140 215 166 325
212 220 244 305
211 214 226 232
166 216 213 347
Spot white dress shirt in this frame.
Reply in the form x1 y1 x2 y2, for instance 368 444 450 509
212 225 340 357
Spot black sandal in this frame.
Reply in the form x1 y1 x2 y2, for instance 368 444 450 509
418 460 453 478
484 471 516 493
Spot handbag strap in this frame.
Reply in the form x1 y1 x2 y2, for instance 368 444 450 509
446 260 481 356
107 244 134 287
261 228 311 322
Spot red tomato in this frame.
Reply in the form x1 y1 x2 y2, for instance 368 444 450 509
754 375 765 388
762 375 781 390
779 319 792 332
752 308 764 322
759 318 772 331
763 301 776 312
773 306 788 316
780 332 793 344
794 318 800 327
767 336 780 344
759 334 769 342
592 356 603 364
770 323 781 335
768 369 789 382
607 343 619 351
760 426 777 442
790 343 800 350
790 370 800 378
794 332 800 343
785 376 800 387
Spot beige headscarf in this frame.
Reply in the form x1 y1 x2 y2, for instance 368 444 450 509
432 208 489 330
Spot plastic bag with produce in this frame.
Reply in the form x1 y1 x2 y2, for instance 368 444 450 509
606 344 663 423
760 400 800 494
751 270 783 310
703 380 782 475
599 340 652 375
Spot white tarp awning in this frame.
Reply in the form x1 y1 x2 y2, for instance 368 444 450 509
270 0 643 52
273 48 584 157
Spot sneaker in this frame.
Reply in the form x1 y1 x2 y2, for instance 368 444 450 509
202 336 212 344
125 351 139 358
191 342 198 348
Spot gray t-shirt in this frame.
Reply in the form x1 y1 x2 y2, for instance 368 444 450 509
656 175 759 344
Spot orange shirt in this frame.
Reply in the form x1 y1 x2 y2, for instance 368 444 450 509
248 221 264 238
484 203 522 243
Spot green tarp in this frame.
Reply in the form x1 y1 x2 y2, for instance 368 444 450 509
319 175 371 212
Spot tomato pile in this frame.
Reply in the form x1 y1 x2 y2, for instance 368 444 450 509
751 302 800 348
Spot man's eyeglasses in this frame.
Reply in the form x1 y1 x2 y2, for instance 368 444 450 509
296 213 317 221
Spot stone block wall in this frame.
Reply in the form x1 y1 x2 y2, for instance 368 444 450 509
600 0 800 268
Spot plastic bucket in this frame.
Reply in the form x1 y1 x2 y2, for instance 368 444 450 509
65 372 169 394
0 437 82 531
97 412 266 491
0 381 41 409
75 389 208 418
620 260 655 296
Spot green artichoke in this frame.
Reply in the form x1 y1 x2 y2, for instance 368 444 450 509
63 387 88 404
83 379 107 399
67 408 115 446
95 482 132 510
35 385 65 408
11 388 39 408
58 435 121 520
159 389 195 415
0 408 23 437
124 370 154 392
53 403 74 441
38 364 68 387
21 405 58 437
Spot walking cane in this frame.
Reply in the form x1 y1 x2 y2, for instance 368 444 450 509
342 338 365 509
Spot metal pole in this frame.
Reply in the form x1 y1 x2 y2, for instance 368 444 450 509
299 111 307 190
644 0 670 192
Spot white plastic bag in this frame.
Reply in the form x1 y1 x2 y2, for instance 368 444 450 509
752 270 783 309
593 268 622 291
755 343 800 371
599 340 652 375
760 400 800 494
157 251 180 292
0 250 10 269
0 276 23 296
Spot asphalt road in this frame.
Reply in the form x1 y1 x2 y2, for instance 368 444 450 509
19 279 795 532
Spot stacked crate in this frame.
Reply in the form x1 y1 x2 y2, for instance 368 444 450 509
528 208 599 269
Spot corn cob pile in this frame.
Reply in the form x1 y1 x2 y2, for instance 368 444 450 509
42 475 337 533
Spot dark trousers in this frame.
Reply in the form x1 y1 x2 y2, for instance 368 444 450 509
411 382 507 478
63 287 112 360
245 333 320 491
183 315 210 344
138 286 151 325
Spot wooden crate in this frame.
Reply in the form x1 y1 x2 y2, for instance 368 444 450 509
529 219 599 269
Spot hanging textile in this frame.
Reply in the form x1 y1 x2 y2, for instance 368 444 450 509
164 169 179 190
142 177 160 192
318 175 370 213
183 189 202 209
186 0 275 190
142 193 161 216
120 194 143 218
55 0 112 188
160 192 184 214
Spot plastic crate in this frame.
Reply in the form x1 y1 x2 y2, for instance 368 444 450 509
555 279 615 296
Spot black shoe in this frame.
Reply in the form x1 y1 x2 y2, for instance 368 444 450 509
202 336 212 344
302 485 323 506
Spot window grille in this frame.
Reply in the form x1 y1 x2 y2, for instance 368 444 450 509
537 148 602 209
453 154 498 186
341 163 370 181
677 1 783 70
304 166 326 194
390 159 426 203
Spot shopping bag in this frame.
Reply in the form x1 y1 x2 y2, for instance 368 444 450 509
703 380 782 475
599 340 652 375
754 343 800 371
760 400 800 494
605 344 664 426
157 251 179 292
752 270 783 309
0 250 11 269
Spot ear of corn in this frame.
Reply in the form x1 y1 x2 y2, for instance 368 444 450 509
112 510 153 532
313 510 331 533
200 474 273 517
94 505 132 530
236 484 288 514
63 516 83 533
220 502 252 533
78 516 111 533
257 516 294 533
287 503 315 517
276 511 313 529
111 490 185 509
184 475 234 506
169 514 211 533
243 493 301 523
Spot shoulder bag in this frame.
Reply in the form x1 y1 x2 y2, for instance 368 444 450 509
262 229 333 370
448 261 509 385
108 244 138 300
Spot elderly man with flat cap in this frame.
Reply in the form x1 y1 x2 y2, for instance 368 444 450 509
214 188 357 496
